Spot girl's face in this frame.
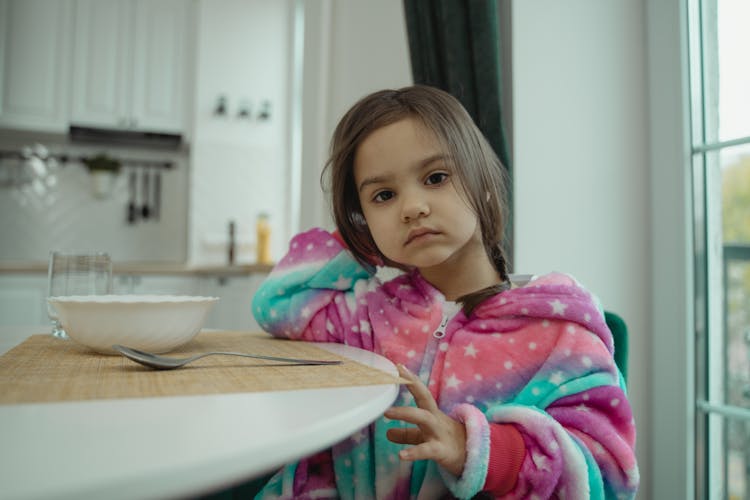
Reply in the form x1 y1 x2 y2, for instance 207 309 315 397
353 117 484 271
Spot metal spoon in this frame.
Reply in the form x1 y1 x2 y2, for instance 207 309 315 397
112 344 342 370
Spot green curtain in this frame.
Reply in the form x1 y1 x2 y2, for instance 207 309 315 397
403 0 513 261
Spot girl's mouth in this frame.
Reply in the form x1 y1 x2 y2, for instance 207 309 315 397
405 228 440 246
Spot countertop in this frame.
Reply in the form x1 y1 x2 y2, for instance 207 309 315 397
0 261 274 276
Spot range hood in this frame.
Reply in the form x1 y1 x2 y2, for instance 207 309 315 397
69 126 182 149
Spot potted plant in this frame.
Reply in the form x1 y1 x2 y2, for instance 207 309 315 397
81 154 121 198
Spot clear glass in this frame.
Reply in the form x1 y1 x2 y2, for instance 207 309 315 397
721 146 750 413
706 411 750 500
47 252 113 338
713 0 750 142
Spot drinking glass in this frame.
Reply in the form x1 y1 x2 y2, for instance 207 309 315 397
47 252 113 338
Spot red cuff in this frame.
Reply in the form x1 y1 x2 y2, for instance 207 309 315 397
483 423 525 496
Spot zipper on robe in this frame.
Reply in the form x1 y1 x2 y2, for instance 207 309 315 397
416 306 456 387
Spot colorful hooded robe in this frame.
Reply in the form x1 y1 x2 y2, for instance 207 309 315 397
251 228 639 499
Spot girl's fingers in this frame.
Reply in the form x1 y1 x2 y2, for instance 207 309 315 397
386 427 423 445
397 363 416 381
384 406 432 427
397 364 438 412
388 365 468 474
398 441 442 462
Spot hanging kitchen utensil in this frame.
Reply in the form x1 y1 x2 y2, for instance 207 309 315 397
127 169 137 224
152 170 161 221
141 169 150 220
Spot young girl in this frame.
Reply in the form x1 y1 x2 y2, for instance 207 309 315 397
251 85 639 499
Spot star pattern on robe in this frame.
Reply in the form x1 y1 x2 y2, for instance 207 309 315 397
532 451 551 471
445 373 462 389
548 371 565 385
463 343 478 358
351 430 366 443
549 299 568 315
333 275 352 289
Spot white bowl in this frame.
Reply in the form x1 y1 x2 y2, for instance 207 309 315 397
48 295 219 354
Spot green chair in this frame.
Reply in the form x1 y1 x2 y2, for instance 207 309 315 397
604 311 628 382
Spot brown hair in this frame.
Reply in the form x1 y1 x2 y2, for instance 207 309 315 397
322 85 510 313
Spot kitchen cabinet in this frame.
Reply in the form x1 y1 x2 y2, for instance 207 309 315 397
0 275 49 327
70 0 192 134
199 275 263 331
0 271 264 331
114 274 198 295
115 273 263 331
0 0 73 133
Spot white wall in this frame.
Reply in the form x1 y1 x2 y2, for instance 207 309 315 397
512 1 651 496
189 0 293 265
298 0 412 232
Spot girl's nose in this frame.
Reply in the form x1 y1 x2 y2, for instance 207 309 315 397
400 193 430 222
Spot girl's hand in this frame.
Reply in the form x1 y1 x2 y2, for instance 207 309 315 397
384 364 467 477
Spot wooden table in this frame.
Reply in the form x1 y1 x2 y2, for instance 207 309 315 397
0 327 400 500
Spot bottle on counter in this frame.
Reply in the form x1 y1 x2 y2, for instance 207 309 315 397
256 213 271 264
228 219 236 265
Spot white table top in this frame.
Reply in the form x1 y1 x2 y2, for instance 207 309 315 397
0 327 400 500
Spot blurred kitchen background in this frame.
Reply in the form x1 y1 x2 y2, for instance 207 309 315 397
0 0 413 332
3 0 750 498
0 0 297 266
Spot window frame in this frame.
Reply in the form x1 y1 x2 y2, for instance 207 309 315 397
647 0 695 498
688 0 750 497
655 0 750 497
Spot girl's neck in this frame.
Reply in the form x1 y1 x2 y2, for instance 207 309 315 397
418 244 502 301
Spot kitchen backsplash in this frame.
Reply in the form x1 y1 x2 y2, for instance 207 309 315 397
0 133 189 263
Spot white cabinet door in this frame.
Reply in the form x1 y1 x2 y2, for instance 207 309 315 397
115 273 264 331
70 0 191 133
70 0 131 129
0 0 73 132
0 272 264 330
199 275 264 332
0 275 49 327
131 0 190 133
114 274 198 295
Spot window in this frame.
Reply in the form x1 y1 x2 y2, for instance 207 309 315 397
689 0 750 498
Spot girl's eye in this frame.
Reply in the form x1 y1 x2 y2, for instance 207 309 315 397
373 190 394 203
425 172 448 185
